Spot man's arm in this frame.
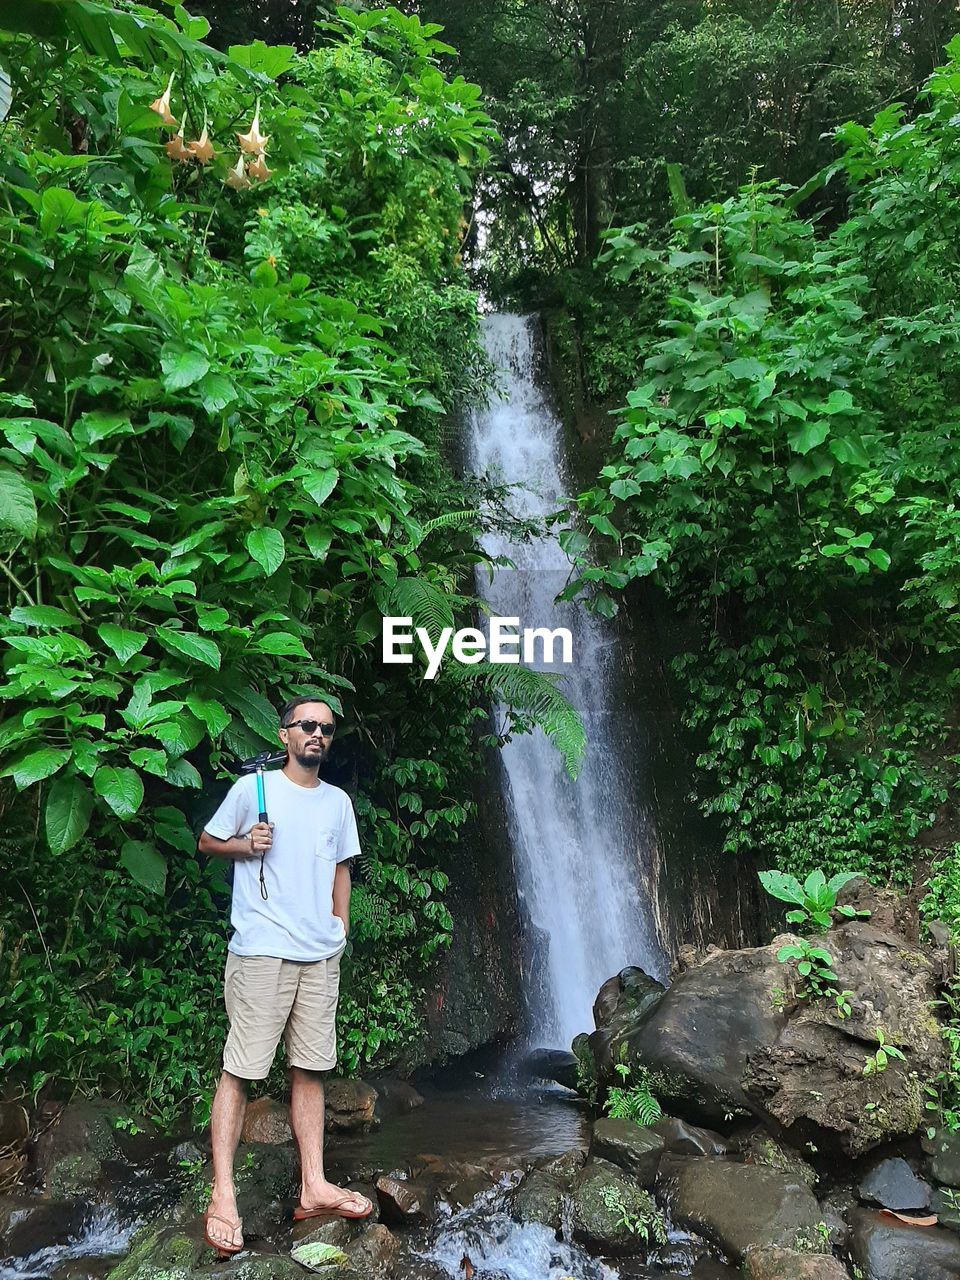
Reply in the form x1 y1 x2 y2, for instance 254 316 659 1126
332 861 351 936
198 823 272 860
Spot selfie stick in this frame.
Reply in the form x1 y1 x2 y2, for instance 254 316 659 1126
238 751 286 900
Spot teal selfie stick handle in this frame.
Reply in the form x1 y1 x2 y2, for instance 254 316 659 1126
256 767 268 823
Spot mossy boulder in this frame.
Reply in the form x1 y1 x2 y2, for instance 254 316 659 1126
589 1118 665 1186
107 1221 208 1280
570 1158 667 1255
512 1169 566 1230
658 1155 824 1262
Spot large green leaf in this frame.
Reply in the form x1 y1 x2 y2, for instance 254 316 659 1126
0 468 37 538
120 839 167 894
10 604 78 628
98 623 148 663
246 528 285 576
303 468 339 507
160 346 210 392
185 695 231 735
5 746 71 789
45 773 94 853
221 684 279 745
94 765 144 818
156 628 222 670
255 632 311 658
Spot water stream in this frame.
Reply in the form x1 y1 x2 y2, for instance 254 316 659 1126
464 314 668 1049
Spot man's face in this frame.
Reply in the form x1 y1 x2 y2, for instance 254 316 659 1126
279 702 335 769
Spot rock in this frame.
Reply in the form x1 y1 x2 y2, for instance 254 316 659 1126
241 1099 292 1145
344 1224 400 1278
0 1196 88 1258
107 1220 207 1280
44 1152 107 1201
512 1169 566 1229
651 1117 728 1157
858 1156 931 1211
849 1206 960 1279
743 1246 849 1279
570 1157 667 1254
192 1256 311 1280
291 1217 360 1249
923 1127 960 1187
35 1101 133 1186
233 1143 300 1238
658 1154 824 1261
537 1147 587 1187
590 1118 665 1186
741 1132 817 1188
374 1175 435 1226
370 1079 424 1118
592 922 943 1153
323 1080 377 1133
522 1048 579 1090
592 968 667 1032
447 1173 493 1210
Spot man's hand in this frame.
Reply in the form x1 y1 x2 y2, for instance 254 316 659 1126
248 821 273 854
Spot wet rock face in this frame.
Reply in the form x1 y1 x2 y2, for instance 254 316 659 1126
521 1048 579 1091
650 1117 728 1158
374 1175 436 1226
107 1220 208 1280
592 921 943 1155
848 1207 960 1280
0 1195 88 1258
857 1156 931 1211
589 1118 665 1186
658 1155 825 1261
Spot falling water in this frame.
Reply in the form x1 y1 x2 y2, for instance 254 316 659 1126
464 313 668 1050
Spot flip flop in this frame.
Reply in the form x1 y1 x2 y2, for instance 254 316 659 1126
293 1191 373 1221
204 1210 244 1258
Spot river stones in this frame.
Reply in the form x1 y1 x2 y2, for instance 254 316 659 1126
570 1157 667 1254
522 1048 579 1090
322 1080 377 1133
374 1175 436 1226
241 1099 292 1146
343 1224 400 1278
657 1155 824 1261
106 1220 208 1280
0 1195 89 1259
848 1207 960 1279
512 1168 566 1229
857 1156 931 1211
740 1132 817 1188
589 1118 665 1185
743 1246 849 1279
651 1116 728 1158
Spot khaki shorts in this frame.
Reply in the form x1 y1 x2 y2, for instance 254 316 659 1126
222 951 342 1079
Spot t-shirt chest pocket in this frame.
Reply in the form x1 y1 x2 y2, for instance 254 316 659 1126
315 826 339 860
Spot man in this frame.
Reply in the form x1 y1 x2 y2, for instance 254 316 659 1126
197 694 373 1257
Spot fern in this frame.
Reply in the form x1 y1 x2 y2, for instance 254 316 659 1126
454 661 586 780
402 510 481 554
381 577 459 637
604 1063 663 1128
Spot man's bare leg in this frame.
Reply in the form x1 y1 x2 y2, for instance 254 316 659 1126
205 1070 248 1249
290 1066 371 1214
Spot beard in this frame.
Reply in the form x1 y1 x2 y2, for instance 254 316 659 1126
293 743 327 770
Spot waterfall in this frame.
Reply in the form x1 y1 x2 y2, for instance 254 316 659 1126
464 313 668 1051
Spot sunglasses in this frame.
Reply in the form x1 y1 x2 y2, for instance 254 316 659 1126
283 718 336 737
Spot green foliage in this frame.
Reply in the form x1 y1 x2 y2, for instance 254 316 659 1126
775 940 839 1002
759 868 864 932
572 51 960 889
0 0 581 1119
604 1054 663 1128
921 851 960 1130
862 1027 906 1077
596 1184 668 1247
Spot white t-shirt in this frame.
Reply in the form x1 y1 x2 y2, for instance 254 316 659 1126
204 770 361 961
